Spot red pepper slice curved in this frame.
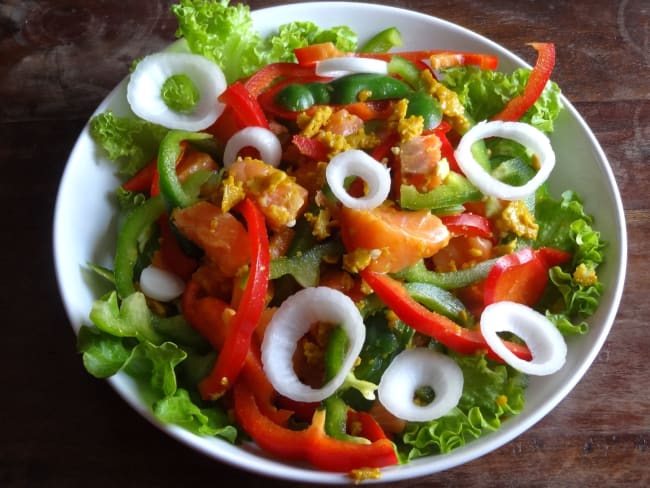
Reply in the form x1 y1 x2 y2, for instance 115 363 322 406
483 247 553 307
198 198 270 400
122 159 157 193
218 81 270 129
182 280 291 425
360 269 531 361
492 43 555 122
441 213 494 240
292 134 330 161
244 62 318 97
233 381 399 472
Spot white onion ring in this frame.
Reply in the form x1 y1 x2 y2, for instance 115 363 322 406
127 52 226 131
378 348 464 422
325 149 391 209
454 120 555 200
315 56 388 77
222 126 282 168
261 287 366 403
139 265 185 302
480 301 567 375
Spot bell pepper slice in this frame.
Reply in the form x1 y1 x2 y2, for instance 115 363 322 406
114 195 166 298
218 81 269 129
245 62 318 97
492 43 555 122
483 246 571 307
182 280 292 425
198 198 270 400
360 269 531 362
122 158 157 193
292 134 330 161
440 213 494 240
157 131 212 208
233 381 398 472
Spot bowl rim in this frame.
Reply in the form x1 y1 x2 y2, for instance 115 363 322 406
52 1 628 484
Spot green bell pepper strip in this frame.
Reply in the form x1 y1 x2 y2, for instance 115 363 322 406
157 130 213 209
328 73 411 105
323 326 372 444
199 197 270 401
358 26 403 53
404 91 442 130
393 258 498 290
114 171 211 299
274 73 412 112
399 171 483 211
403 282 475 327
387 55 422 89
270 239 344 288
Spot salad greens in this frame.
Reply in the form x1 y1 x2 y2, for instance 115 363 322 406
171 0 356 84
80 0 607 475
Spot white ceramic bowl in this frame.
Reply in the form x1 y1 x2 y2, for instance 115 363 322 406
53 2 627 484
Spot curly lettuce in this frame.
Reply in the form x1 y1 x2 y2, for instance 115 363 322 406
535 189 606 334
89 111 168 176
441 66 563 133
172 0 357 84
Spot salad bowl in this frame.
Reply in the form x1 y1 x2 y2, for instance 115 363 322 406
53 1 627 484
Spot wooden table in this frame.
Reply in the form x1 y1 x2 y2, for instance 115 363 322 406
2 0 647 486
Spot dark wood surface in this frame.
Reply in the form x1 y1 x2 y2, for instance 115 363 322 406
2 0 648 486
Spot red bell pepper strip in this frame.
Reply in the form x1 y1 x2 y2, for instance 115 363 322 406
492 43 555 122
360 268 531 362
198 198 270 400
122 159 157 193
483 246 572 307
244 62 319 96
182 279 292 425
347 410 388 443
537 246 572 267
292 134 330 161
483 247 549 307
218 81 269 129
440 213 494 240
426 120 461 173
233 381 399 472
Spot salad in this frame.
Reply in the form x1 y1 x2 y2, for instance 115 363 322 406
78 0 606 480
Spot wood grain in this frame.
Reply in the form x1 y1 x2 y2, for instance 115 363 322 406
1 0 648 486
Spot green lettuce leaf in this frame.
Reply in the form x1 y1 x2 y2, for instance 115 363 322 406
441 66 563 132
535 189 606 334
154 388 238 441
89 291 163 345
89 111 167 176
172 0 357 84
123 341 187 397
77 325 132 378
